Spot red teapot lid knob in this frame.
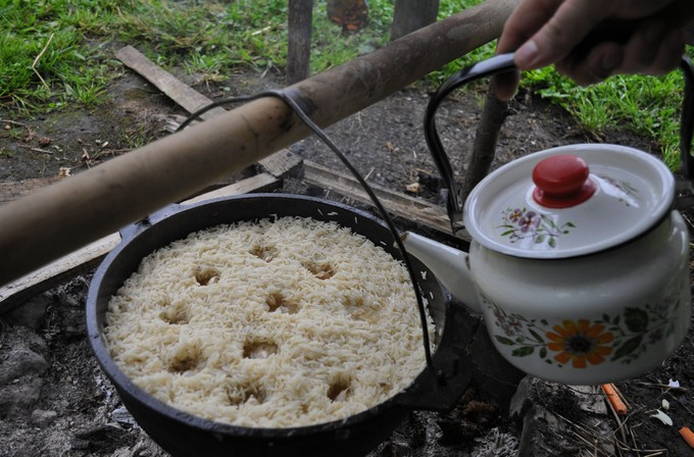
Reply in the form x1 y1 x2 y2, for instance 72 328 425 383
532 154 596 208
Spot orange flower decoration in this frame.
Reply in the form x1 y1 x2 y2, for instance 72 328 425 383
546 320 614 368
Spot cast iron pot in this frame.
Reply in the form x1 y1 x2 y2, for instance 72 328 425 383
86 193 473 457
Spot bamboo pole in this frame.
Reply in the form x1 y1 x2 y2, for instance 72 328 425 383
0 0 518 286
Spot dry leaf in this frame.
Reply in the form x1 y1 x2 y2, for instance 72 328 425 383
650 409 673 426
668 379 681 388
58 167 71 177
406 182 422 193
662 399 670 410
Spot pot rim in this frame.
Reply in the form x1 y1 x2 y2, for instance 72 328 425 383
86 193 447 438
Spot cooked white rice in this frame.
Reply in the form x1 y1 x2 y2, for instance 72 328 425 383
105 216 431 428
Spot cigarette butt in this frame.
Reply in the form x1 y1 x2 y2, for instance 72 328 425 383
601 383 628 415
680 426 694 448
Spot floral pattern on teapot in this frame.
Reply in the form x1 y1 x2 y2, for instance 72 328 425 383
483 291 682 369
498 208 575 248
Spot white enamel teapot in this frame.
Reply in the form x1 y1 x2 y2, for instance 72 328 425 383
403 53 694 385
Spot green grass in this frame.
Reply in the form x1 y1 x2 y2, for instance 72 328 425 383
0 0 690 168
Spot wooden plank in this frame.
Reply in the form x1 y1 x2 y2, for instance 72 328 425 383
0 177 64 205
115 45 299 176
256 149 303 178
287 0 313 84
0 173 279 315
184 172 278 204
302 160 457 236
116 46 226 118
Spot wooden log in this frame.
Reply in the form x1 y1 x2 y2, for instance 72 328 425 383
302 160 456 237
287 0 314 84
0 172 279 315
391 0 440 41
0 0 519 286
0 177 64 205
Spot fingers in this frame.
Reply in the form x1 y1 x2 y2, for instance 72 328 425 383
556 42 624 85
556 25 685 85
495 0 563 100
497 0 563 54
620 23 684 75
515 0 610 69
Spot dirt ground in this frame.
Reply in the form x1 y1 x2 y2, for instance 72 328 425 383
0 64 692 457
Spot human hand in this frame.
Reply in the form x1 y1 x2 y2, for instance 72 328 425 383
494 0 694 101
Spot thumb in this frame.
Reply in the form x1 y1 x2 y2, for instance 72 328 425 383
515 0 609 70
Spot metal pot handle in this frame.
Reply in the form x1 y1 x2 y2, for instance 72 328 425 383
423 53 516 234
424 53 694 231
118 203 184 241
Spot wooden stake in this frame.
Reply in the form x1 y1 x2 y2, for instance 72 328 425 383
391 0 440 41
287 0 314 84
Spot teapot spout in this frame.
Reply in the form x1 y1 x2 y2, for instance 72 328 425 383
402 232 481 313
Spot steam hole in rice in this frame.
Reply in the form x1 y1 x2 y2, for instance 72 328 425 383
243 339 278 359
266 292 298 314
327 374 352 402
303 261 335 280
194 267 220 286
159 302 190 325
250 244 277 262
168 344 203 373
226 383 266 406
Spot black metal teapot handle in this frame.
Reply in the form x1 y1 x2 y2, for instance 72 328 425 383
424 52 694 232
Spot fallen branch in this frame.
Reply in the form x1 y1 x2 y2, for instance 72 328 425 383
0 119 29 127
635 381 689 392
18 145 52 154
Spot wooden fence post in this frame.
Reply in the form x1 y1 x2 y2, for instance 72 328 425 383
391 0 440 41
287 0 314 84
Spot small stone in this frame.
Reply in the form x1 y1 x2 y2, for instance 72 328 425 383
0 348 48 384
0 377 43 416
113 447 134 457
509 376 535 418
31 409 58 427
71 438 90 450
75 424 128 442
6 293 51 329
112 406 136 426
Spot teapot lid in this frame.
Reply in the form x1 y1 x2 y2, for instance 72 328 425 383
463 144 675 259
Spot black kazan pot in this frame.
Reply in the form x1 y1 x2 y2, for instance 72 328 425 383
86 194 473 457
